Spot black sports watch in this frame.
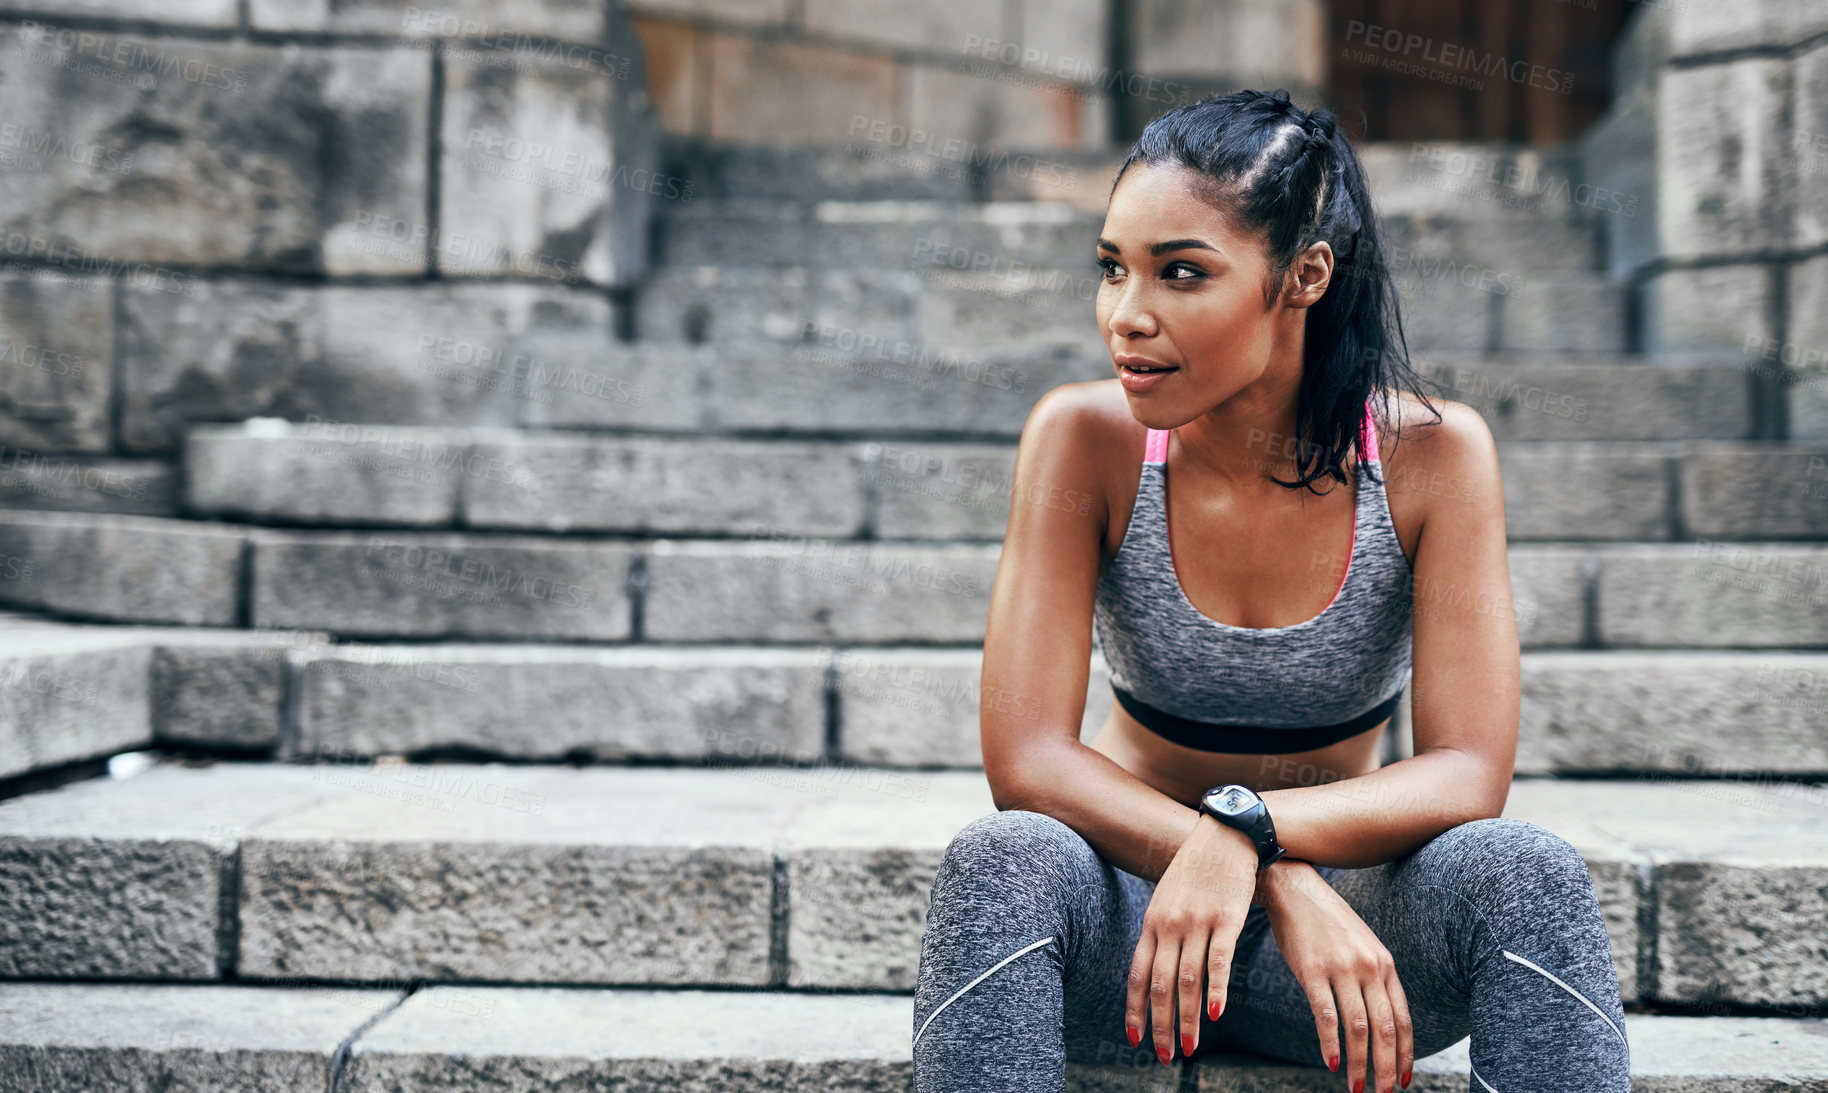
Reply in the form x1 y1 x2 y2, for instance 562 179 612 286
1198 783 1288 869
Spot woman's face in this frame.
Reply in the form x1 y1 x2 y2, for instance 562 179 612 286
1095 161 1323 425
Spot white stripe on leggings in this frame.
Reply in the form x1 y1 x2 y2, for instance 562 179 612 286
1501 949 1627 1047
1471 1063 1499 1091
912 935 1057 1050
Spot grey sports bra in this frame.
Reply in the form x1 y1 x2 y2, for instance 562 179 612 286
1091 402 1413 754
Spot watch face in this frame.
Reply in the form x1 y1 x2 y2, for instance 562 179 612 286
1210 786 1255 816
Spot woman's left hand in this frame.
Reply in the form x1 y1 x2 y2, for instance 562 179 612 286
1125 814 1261 1064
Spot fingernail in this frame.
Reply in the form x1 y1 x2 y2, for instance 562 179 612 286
1353 1080 1364 1093
1328 1055 1339 1072
1181 1033 1194 1056
1208 999 1221 1021
1401 1070 1411 1088
1126 1024 1140 1048
1157 1044 1170 1065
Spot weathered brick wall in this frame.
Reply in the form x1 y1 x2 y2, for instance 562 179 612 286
625 0 1324 151
0 0 657 459
1582 1 1828 437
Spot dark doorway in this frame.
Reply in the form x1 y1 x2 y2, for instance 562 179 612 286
1326 0 1640 143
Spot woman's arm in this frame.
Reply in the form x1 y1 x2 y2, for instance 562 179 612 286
1258 400 1521 869
981 384 1220 884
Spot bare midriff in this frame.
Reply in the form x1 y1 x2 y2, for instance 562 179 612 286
1087 701 1386 810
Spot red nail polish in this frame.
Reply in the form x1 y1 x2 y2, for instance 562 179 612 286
1328 1055 1339 1072
1157 1045 1170 1065
1353 1080 1364 1093
1126 1024 1140 1048
1209 999 1221 1021
1181 1033 1194 1056
1401 1069 1411 1088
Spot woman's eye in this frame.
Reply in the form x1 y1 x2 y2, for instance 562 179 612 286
1098 259 1123 281
1163 263 1203 281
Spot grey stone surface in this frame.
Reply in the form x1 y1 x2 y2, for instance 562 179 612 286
1596 544 1828 647
344 987 911 1091
919 268 1107 357
1505 546 1589 648
152 644 289 751
119 281 611 453
237 766 792 985
465 434 868 535
1668 0 1828 55
0 636 149 781
1518 652 1828 776
836 646 1111 767
1658 58 1793 260
293 644 828 761
1129 0 1322 85
0 273 113 453
441 54 626 286
251 0 605 40
1507 777 1828 1008
1392 275 1493 354
0 28 429 277
186 422 471 527
867 440 1022 540
801 0 1003 53
638 265 924 348
643 539 999 642
1416 357 1752 441
0 982 401 1093
1498 444 1670 541
0 511 244 626
1788 254 1828 441
1681 445 1828 539
1642 264 1776 357
0 454 177 517
0 763 336 979
508 330 695 430
0 0 235 20
701 345 1102 436
1498 275 1627 354
251 530 634 640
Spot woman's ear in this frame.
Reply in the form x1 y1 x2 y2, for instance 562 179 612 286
1286 241 1334 309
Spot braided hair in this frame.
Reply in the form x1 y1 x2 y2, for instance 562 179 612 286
1112 88 1438 492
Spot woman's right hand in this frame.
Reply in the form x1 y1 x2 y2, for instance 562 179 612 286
1261 861 1415 1092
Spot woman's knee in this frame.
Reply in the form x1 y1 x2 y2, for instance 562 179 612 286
1416 817 1595 897
934 809 1103 895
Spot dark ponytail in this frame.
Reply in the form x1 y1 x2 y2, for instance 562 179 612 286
1113 88 1438 492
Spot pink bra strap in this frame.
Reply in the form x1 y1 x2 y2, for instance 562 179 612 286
1358 399 1380 463
1144 428 1169 463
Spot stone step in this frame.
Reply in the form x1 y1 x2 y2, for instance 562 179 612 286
2 512 1824 645
2 762 1826 1005
184 424 1827 542
6 981 1823 1092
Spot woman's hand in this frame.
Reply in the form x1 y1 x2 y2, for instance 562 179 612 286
1125 814 1259 1065
1261 862 1414 1092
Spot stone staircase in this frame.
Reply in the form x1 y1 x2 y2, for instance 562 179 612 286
0 139 1826 1090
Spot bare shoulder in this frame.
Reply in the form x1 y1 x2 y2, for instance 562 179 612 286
1378 389 1504 537
1014 378 1140 534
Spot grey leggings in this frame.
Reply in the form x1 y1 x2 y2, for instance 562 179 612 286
912 809 1630 1092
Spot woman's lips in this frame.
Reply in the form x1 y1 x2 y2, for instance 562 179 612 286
1118 362 1178 393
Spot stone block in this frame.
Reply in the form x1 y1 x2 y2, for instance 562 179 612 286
0 982 401 1092
251 531 634 641
0 511 244 626
919 269 1107 357
250 0 604 40
1012 0 1109 83
441 54 629 285
1596 544 1828 647
0 638 149 781
1497 276 1627 354
185 423 469 527
1668 0 1828 55
867 441 1021 540
464 434 867 535
1657 59 1793 260
636 265 922 347
0 455 176 517
1390 276 1493 354
0 763 337 979
904 61 1100 153
1416 358 1752 441
292 645 828 762
1506 546 1589 648
705 34 899 143
0 273 112 453
1128 0 1324 86
1796 42 1828 249
1497 444 1670 541
632 16 700 134
803 0 1003 53
118 280 610 453
642 540 999 642
343 988 910 1091
0 0 234 21
1682 445 1828 539
236 767 786 984
786 848 938 990
507 329 693 429
152 643 291 751
0 27 429 276
1518 652 1828 776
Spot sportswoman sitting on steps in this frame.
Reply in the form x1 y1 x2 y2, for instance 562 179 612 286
912 89 1631 1093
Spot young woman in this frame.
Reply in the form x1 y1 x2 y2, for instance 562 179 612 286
911 90 1630 1093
